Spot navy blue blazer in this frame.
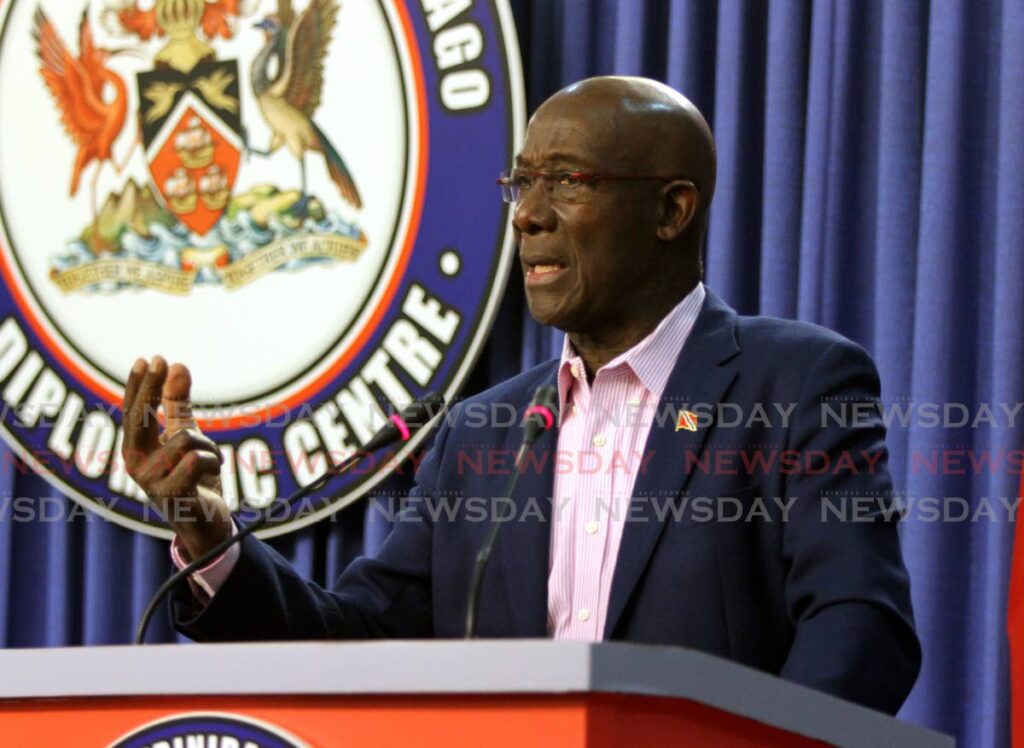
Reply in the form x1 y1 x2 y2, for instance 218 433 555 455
173 289 921 715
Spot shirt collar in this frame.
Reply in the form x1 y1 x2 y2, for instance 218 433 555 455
557 282 706 415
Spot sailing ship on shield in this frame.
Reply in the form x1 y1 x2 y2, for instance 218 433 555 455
34 0 367 295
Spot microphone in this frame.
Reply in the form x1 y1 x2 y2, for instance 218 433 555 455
135 392 446 644
362 393 446 452
521 385 558 452
464 384 558 638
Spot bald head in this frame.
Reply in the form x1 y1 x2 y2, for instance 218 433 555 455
512 77 714 349
534 76 717 226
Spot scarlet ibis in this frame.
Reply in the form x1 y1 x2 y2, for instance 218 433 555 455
33 8 141 219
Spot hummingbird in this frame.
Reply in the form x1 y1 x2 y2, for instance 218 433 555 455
250 0 362 211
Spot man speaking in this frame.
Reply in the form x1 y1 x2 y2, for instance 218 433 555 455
122 77 921 715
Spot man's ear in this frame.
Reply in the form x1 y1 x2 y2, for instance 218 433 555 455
656 181 699 241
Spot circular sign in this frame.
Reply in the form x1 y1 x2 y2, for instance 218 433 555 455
0 0 524 536
109 712 307 748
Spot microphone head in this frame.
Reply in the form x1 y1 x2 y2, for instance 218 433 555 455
363 392 446 451
397 391 446 430
523 384 558 444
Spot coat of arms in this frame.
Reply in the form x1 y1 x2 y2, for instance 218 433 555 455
34 0 366 294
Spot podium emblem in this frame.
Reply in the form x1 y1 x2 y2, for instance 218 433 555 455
111 712 306 748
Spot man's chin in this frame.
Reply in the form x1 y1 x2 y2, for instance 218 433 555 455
525 299 580 333
525 298 564 329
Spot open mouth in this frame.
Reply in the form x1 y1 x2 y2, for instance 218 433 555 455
524 262 568 286
526 262 567 277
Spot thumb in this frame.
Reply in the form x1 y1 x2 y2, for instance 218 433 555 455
161 363 198 441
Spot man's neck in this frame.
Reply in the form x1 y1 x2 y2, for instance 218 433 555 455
569 284 698 380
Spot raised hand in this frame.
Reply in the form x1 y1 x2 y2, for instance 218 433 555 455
122 356 232 559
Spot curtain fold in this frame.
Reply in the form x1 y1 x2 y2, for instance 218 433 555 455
0 2 1018 745
758 0 809 320
872 0 926 493
705 1 767 308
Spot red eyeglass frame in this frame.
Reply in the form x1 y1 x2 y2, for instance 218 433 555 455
496 169 697 186
496 170 698 202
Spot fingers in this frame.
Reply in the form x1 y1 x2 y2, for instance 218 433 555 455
144 451 223 515
163 427 222 465
123 359 148 472
161 362 197 441
123 357 227 507
136 428 221 483
123 356 166 457
161 450 222 498
122 357 146 417
134 436 223 505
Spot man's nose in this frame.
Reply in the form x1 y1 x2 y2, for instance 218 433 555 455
512 181 555 235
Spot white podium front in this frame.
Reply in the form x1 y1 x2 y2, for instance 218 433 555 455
0 641 952 747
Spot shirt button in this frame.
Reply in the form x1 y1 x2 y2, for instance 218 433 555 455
593 434 606 447
585 521 599 535
627 397 641 407
578 608 591 622
570 364 581 379
572 404 579 415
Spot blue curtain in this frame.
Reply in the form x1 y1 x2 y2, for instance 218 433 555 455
1 2 1020 746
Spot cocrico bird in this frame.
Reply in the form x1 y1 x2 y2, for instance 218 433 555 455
250 0 362 210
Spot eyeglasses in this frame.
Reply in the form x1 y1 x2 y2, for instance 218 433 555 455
497 168 696 204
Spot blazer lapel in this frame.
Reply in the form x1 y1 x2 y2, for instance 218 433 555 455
603 290 741 638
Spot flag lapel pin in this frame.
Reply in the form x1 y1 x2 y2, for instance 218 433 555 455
675 410 699 432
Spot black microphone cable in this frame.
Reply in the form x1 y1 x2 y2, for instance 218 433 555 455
135 392 446 644
464 384 558 638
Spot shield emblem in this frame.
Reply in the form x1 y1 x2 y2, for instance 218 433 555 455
137 59 243 236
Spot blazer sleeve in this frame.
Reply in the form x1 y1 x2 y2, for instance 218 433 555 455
777 337 922 715
170 415 454 642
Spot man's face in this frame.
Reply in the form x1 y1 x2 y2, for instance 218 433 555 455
512 97 660 335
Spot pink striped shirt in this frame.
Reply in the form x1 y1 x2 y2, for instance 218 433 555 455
173 283 707 630
547 282 706 640
170 522 238 604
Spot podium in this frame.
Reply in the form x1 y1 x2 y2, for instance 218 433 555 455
0 641 951 747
